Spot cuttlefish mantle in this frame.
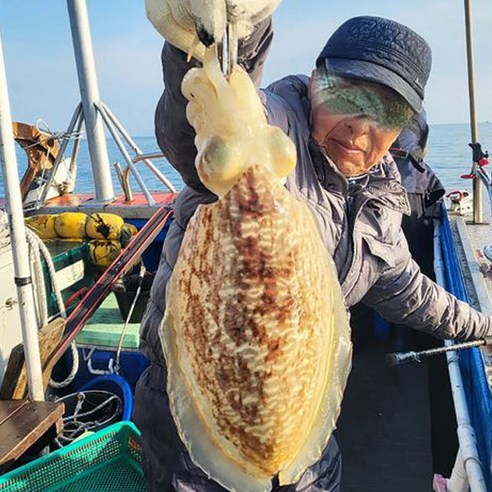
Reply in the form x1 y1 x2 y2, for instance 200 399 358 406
160 47 352 492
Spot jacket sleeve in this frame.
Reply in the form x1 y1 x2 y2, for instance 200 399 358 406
362 231 492 341
154 18 274 192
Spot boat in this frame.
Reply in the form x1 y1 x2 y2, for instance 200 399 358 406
0 1 176 487
0 1 491 491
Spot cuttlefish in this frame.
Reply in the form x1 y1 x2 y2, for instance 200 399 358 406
160 48 352 492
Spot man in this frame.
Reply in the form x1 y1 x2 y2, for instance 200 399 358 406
391 109 444 278
134 6 491 491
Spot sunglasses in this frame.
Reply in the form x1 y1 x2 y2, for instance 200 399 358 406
311 71 414 130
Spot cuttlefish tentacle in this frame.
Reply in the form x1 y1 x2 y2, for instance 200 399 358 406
181 48 296 196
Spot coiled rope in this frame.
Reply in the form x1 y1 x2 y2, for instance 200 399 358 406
54 390 122 446
25 226 79 388
35 119 84 145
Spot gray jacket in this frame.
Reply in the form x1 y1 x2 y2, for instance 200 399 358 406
140 22 491 368
134 19 491 492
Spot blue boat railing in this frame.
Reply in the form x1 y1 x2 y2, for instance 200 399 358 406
439 207 492 490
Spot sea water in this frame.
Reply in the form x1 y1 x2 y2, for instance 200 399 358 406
2 122 492 197
427 122 492 193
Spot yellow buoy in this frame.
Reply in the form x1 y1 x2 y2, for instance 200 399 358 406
86 213 125 240
54 212 88 238
122 223 138 237
119 223 138 247
25 214 58 239
89 240 122 267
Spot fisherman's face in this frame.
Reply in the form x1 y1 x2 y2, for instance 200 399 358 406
311 109 401 177
309 70 412 177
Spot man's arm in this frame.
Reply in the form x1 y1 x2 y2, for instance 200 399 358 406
362 232 492 340
155 18 274 192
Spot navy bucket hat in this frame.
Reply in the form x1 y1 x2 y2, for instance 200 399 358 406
316 16 432 112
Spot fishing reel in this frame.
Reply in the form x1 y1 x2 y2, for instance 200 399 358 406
446 190 473 215
454 142 489 216
461 142 490 180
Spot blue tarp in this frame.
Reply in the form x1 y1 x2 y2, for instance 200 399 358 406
440 210 492 490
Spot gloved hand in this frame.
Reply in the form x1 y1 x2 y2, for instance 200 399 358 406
145 0 281 60
222 1 281 41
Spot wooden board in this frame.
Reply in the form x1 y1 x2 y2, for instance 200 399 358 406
0 400 64 473
0 400 27 426
0 317 65 400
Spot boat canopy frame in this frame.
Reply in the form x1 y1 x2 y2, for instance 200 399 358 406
58 0 176 211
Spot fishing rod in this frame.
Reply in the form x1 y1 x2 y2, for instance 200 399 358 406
386 335 492 367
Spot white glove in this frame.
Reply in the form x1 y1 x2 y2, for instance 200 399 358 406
220 0 281 39
146 0 281 59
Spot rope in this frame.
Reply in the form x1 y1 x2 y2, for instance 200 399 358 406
63 394 120 422
83 347 114 375
54 391 122 446
77 263 147 377
22 120 84 210
35 119 84 144
25 226 80 388
25 228 48 326
25 228 66 318
114 263 146 374
49 341 79 389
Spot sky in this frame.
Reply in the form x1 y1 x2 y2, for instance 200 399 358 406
0 0 491 136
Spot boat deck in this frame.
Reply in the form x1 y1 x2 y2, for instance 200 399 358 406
335 335 434 492
1 191 179 220
336 199 492 491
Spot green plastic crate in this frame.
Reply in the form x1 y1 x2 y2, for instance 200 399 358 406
0 422 146 492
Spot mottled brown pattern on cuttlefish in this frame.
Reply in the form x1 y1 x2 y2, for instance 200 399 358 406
197 168 279 463
175 165 330 474
228 170 295 362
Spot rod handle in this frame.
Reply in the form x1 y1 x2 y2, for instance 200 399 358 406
385 351 419 367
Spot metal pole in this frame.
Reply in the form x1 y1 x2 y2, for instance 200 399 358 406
448 450 470 492
39 103 83 206
464 0 483 223
69 107 85 176
67 0 114 202
95 103 155 205
100 102 176 192
0 31 44 401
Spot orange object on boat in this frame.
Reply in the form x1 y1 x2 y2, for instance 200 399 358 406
13 122 60 201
